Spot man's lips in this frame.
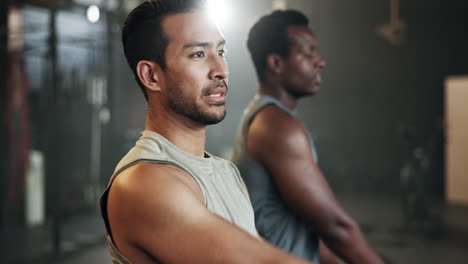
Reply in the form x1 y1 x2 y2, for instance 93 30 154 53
313 73 322 85
203 80 228 103
204 86 227 103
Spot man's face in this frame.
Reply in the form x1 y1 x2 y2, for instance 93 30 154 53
160 11 228 125
282 25 325 98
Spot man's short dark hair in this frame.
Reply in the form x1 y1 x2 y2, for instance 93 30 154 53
247 10 309 82
122 0 206 100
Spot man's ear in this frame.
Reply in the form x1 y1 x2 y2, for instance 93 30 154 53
136 60 162 92
266 54 284 75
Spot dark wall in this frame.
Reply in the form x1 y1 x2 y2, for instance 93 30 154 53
0 0 10 228
293 0 468 194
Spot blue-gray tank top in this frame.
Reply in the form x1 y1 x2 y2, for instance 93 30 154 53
232 95 320 262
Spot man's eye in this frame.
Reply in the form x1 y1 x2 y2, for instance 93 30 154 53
192 51 205 58
218 49 227 57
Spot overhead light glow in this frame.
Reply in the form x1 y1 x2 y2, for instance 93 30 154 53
206 0 232 28
272 0 287 10
87 5 100 23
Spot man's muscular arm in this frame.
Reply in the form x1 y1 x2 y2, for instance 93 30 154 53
247 105 383 264
107 162 314 264
319 240 339 264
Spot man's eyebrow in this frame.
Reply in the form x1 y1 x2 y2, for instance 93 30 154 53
183 39 226 49
217 39 226 47
183 41 210 49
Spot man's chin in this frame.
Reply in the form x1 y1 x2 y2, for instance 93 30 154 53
308 85 320 96
208 111 227 125
296 87 319 98
197 109 227 125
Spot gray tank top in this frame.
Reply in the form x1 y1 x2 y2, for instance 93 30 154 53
232 95 320 262
100 130 257 264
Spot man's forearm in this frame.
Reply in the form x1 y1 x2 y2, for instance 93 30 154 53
321 221 384 264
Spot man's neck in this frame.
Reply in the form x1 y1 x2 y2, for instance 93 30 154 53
258 82 298 110
145 107 207 158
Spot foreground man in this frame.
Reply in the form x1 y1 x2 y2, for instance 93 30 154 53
100 1 315 263
233 10 384 264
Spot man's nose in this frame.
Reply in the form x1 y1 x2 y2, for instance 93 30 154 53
316 56 326 70
209 56 229 80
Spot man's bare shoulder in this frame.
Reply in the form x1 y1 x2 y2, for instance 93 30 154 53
252 105 306 138
248 105 309 152
109 162 203 208
106 162 204 238
105 162 206 260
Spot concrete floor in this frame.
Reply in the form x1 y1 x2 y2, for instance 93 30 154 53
32 194 468 264
51 243 112 264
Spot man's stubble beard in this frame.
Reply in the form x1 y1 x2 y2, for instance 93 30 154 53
286 72 321 99
167 79 227 125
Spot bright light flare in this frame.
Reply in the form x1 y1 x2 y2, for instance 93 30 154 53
87 5 100 23
206 0 232 28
